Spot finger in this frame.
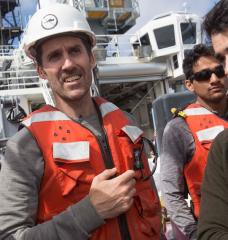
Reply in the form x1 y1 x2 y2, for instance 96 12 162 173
124 179 136 193
95 168 117 181
121 178 136 193
127 188 136 198
122 198 134 212
114 170 135 183
128 178 136 188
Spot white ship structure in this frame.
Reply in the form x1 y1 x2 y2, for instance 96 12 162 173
0 0 202 158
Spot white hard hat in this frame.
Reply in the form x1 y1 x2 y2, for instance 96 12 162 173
23 3 96 59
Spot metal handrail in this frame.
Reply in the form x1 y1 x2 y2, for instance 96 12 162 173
0 81 40 90
95 33 141 57
0 33 143 92
0 79 40 90
0 67 40 90
0 45 17 56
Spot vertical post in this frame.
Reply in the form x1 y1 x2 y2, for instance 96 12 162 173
37 0 41 9
0 101 6 139
0 4 3 45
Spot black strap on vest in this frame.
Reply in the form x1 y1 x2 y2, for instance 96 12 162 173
94 100 131 240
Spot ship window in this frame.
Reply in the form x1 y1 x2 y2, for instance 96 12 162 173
181 22 196 44
154 25 175 49
140 33 150 46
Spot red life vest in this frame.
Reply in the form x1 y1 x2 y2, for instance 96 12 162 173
183 103 228 218
23 96 161 240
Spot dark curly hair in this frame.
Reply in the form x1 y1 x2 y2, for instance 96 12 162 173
183 44 214 80
204 0 228 36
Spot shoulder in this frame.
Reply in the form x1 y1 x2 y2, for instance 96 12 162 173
123 111 137 124
164 117 190 136
162 117 194 154
6 127 42 161
8 126 35 145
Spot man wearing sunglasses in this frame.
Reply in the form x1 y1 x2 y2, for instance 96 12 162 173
160 43 228 240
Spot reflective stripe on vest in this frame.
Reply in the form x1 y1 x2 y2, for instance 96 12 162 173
196 125 224 142
23 105 143 144
121 125 143 143
99 102 119 117
24 102 120 126
23 111 70 126
53 141 89 161
183 107 213 116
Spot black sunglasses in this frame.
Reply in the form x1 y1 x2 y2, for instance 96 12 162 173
189 65 225 82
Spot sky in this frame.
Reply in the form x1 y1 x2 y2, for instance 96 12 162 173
19 0 219 31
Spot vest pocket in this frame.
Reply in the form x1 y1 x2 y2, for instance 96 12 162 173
134 187 161 237
53 141 95 197
55 165 84 196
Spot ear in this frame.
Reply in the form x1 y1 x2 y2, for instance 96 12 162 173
89 52 96 69
37 65 47 79
185 79 195 92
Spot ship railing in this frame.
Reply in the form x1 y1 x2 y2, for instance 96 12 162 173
0 33 147 92
131 0 140 12
75 0 140 32
73 0 109 13
0 69 40 91
74 0 139 10
73 0 85 12
83 0 108 9
94 33 142 60
0 45 17 57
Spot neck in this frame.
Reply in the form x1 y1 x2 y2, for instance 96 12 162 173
55 95 96 120
196 97 227 116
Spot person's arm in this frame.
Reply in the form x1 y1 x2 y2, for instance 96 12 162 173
160 118 197 240
198 129 228 240
0 128 104 240
0 127 138 240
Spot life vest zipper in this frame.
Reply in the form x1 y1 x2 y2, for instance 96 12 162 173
94 101 131 240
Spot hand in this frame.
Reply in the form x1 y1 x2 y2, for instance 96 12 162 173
89 168 136 219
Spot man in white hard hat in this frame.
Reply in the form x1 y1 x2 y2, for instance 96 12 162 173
0 4 161 240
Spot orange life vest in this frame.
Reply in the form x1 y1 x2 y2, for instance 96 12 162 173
23 96 161 240
183 103 228 218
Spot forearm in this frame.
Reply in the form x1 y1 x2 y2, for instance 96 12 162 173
161 168 197 239
11 196 104 240
162 184 197 239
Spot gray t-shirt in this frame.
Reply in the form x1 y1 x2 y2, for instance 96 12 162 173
0 114 105 239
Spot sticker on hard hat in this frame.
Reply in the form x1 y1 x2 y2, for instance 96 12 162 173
41 14 58 30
